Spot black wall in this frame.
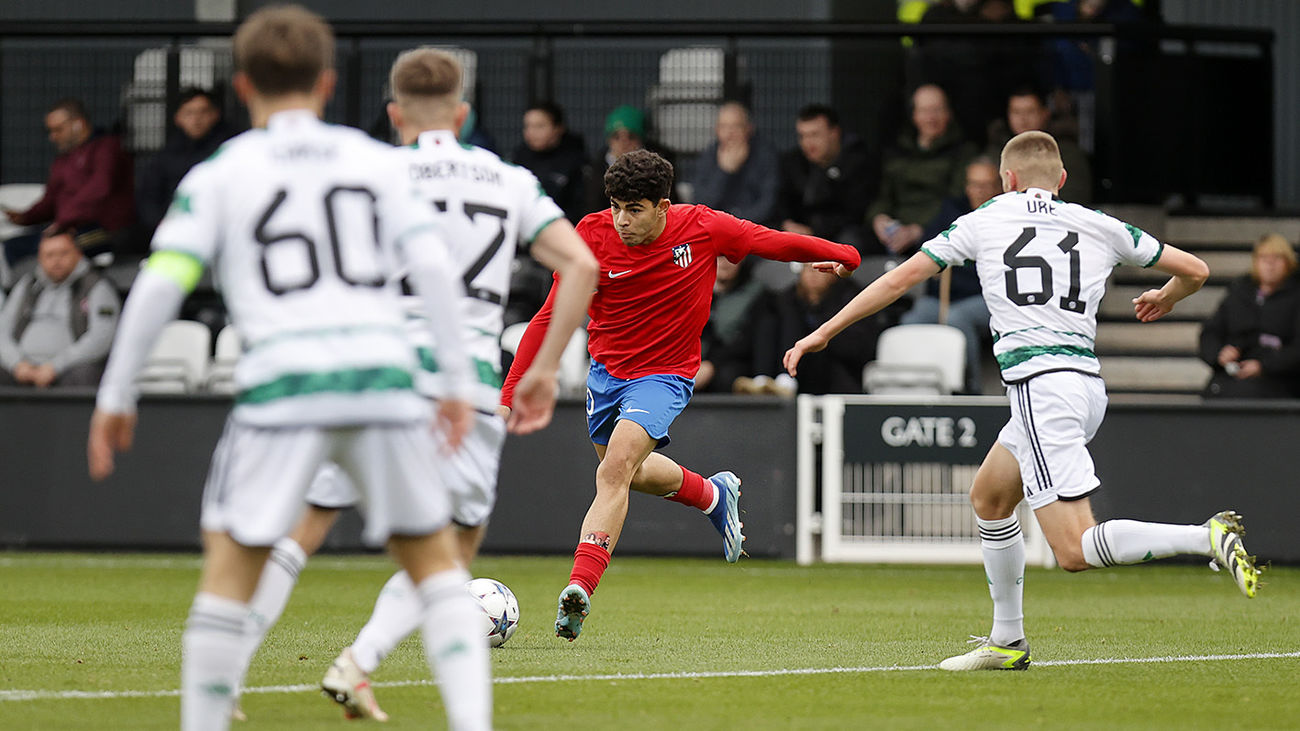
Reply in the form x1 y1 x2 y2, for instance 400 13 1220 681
1 392 1295 563
0 393 799 558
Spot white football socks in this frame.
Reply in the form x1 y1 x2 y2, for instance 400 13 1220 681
182 592 248 731
417 568 492 731
1082 520 1210 568
234 537 307 689
351 571 423 674
978 515 1025 647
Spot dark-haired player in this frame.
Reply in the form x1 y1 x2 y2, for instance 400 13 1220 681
503 148 862 641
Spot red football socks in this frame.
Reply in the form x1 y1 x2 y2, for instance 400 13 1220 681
569 540 612 596
666 467 716 512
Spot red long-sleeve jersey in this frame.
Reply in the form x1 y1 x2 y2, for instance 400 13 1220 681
501 204 860 406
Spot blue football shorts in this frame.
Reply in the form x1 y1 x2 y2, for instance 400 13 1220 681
585 359 693 448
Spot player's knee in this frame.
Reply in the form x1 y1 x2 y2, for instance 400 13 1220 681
969 489 1016 521
594 459 635 492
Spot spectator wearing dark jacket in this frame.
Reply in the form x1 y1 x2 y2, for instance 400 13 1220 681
1199 233 1300 398
2 98 135 264
755 263 885 395
776 104 878 254
898 157 1001 393
695 255 770 393
137 88 235 244
512 102 590 224
868 85 977 256
691 102 780 225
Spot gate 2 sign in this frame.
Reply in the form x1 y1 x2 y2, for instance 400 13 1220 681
840 401 1010 465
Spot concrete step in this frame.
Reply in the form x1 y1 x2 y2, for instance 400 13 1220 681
1094 321 1200 355
1100 355 1211 393
1163 217 1300 248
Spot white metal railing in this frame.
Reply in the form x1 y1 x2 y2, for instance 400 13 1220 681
795 394 1054 568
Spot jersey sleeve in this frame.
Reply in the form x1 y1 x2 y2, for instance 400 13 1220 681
706 206 861 269
515 168 566 244
919 211 980 270
150 161 222 263
1104 214 1165 269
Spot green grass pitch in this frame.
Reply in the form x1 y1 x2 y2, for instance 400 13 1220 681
1 553 1296 729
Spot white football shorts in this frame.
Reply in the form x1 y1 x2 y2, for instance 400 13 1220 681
997 370 1107 510
303 410 507 527
200 419 451 547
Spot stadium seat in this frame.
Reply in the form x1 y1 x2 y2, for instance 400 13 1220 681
499 321 529 356
863 324 966 395
646 47 731 154
205 325 242 394
136 321 212 394
558 328 590 397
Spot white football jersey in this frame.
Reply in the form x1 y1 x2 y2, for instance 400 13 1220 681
920 187 1164 382
153 110 453 426
398 129 564 411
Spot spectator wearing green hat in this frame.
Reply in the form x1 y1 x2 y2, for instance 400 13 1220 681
585 105 680 213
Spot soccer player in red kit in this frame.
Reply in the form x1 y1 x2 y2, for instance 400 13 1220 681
503 149 860 641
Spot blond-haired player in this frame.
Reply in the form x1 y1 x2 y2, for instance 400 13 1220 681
87 7 493 730
229 47 596 721
785 130 1262 672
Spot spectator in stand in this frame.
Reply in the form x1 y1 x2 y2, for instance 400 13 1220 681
868 84 977 257
987 86 1092 204
776 104 877 253
0 232 120 387
137 88 235 243
897 156 1001 393
512 101 590 224
585 105 680 213
754 263 883 395
690 102 780 226
1199 233 1300 399
913 0 1041 150
2 98 135 265
696 255 771 394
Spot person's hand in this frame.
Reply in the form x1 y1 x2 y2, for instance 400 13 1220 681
884 223 923 254
1217 345 1241 367
31 364 57 388
1234 359 1262 379
88 408 137 481
695 360 716 390
811 261 855 278
496 404 511 421
2 208 22 225
871 214 897 243
782 220 813 236
716 140 749 174
505 367 559 435
12 361 36 384
1132 289 1174 322
434 398 473 451
784 331 830 376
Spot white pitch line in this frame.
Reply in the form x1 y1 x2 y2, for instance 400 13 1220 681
3 651 1298 703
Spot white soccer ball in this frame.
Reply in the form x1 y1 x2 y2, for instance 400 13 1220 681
466 577 520 647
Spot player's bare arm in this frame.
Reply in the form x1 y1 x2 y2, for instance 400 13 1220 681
785 250 940 375
508 218 598 434
1131 244 1210 323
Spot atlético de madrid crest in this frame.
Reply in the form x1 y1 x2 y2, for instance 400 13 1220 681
672 243 693 268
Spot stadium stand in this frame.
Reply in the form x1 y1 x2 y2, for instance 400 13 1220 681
1095 210 1300 394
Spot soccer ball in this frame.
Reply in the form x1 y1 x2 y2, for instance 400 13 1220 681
466 577 520 648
